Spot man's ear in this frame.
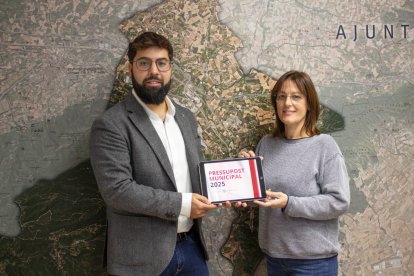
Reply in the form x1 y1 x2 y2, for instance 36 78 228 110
128 63 132 75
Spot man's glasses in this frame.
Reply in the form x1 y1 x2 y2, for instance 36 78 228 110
273 93 304 103
132 57 173 72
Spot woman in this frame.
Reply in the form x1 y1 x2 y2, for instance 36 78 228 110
239 70 350 275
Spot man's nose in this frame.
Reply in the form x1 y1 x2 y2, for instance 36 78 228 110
148 62 160 74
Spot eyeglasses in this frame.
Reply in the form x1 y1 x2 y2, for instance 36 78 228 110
273 93 304 103
132 57 173 72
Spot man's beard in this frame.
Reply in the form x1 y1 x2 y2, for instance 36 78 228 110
131 74 171 105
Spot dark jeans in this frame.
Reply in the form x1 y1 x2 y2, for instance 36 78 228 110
266 254 338 276
159 228 208 276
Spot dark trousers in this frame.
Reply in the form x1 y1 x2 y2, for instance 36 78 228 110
266 254 338 276
159 228 208 276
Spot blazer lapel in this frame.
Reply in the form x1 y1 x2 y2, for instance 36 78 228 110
125 93 176 188
174 105 201 194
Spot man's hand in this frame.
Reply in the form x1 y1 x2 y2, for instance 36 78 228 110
217 201 248 208
190 193 217 218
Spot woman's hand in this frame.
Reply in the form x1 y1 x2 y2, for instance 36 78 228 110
235 149 262 208
238 149 256 158
254 190 288 209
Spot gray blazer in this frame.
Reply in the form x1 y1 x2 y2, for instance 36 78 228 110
90 92 207 276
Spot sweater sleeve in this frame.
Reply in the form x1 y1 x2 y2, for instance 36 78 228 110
285 152 351 220
255 136 265 156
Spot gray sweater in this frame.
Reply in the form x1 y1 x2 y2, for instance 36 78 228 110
256 134 350 259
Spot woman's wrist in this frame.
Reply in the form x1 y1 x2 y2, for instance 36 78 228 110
281 195 289 212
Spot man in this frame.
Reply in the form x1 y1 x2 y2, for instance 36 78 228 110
90 31 217 276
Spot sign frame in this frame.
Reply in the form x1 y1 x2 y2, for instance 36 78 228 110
199 157 266 204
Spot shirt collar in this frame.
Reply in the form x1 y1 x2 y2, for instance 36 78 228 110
132 89 176 120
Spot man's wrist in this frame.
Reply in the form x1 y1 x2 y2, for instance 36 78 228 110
180 192 193 217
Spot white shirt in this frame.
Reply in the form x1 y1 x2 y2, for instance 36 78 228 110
133 91 193 233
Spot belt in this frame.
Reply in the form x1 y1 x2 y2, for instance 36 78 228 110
177 232 189 242
177 227 193 242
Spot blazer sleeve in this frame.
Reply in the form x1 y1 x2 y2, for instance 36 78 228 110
89 114 182 221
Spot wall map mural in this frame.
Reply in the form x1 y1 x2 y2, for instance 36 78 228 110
0 0 413 275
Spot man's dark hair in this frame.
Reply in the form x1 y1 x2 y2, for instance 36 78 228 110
127 32 173 63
